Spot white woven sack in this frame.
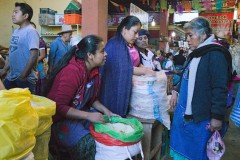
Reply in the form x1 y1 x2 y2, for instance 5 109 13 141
129 71 171 129
95 141 144 160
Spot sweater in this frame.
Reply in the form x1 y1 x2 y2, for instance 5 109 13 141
47 57 100 122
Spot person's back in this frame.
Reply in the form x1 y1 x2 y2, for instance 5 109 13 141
174 50 186 66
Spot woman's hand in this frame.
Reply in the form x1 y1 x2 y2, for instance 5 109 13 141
103 108 120 122
144 68 156 76
170 91 178 110
210 118 223 132
87 112 106 123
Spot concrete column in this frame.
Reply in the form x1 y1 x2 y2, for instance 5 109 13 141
159 10 169 50
82 0 108 43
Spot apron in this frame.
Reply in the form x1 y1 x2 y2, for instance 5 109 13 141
170 64 212 160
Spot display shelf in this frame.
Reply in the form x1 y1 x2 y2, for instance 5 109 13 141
40 24 81 47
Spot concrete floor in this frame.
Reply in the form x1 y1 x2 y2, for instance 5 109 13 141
222 120 240 160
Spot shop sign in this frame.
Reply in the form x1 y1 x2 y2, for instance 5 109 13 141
200 12 234 38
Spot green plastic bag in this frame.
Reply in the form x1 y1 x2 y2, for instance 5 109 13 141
94 116 143 143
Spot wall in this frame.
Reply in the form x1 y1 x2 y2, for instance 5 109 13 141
0 0 70 47
82 0 108 43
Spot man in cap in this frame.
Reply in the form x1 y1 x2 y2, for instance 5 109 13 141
47 24 76 76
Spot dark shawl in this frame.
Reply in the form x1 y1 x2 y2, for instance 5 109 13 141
99 33 133 117
176 44 232 92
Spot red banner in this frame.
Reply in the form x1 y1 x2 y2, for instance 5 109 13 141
200 12 234 38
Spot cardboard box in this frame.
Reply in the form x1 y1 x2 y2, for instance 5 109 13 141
39 14 55 25
55 13 64 25
40 8 50 14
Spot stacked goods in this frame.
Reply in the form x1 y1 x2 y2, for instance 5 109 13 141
0 88 39 159
39 8 56 25
129 71 171 129
64 0 82 24
0 88 56 160
30 95 56 160
64 10 81 25
90 116 144 160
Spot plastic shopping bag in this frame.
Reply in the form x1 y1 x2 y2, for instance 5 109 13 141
94 116 143 143
31 95 56 136
91 116 144 160
207 131 225 160
31 95 56 160
0 88 39 160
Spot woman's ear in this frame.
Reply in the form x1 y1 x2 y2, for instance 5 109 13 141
202 33 207 42
87 52 94 60
122 26 127 36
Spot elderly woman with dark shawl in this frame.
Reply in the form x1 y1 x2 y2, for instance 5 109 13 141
169 17 232 160
100 16 155 117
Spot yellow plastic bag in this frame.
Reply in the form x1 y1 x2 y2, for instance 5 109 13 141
32 127 51 160
31 95 56 136
30 95 56 160
0 88 39 160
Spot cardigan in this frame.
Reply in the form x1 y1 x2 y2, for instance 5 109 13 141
175 44 232 122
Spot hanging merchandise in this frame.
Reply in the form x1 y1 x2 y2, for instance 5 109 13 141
161 0 168 11
226 0 235 7
120 5 125 12
181 0 192 12
202 0 212 11
176 2 183 14
215 0 223 13
151 0 157 10
192 0 202 11
155 2 161 11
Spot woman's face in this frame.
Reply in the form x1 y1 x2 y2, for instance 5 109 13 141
185 29 206 50
92 41 107 66
122 24 141 45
